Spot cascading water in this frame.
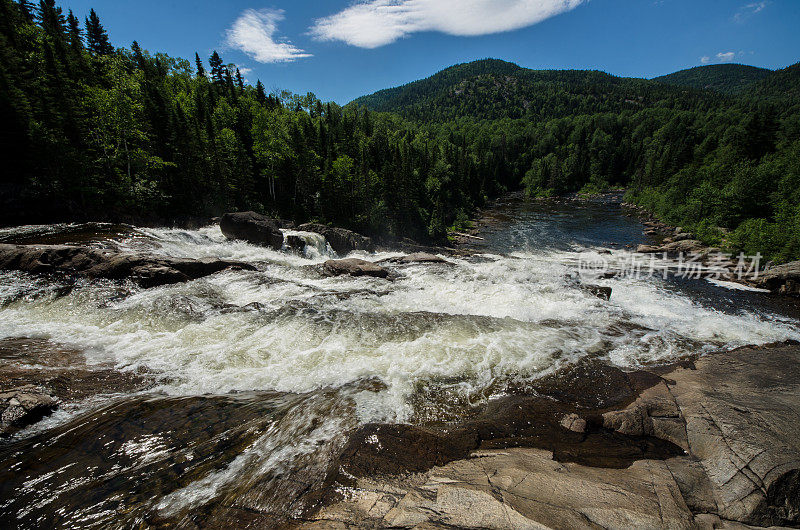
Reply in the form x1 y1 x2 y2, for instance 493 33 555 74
1 197 799 528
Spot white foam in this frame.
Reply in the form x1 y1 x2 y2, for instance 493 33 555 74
1 229 798 427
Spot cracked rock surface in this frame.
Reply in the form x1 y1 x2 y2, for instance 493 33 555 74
298 343 800 529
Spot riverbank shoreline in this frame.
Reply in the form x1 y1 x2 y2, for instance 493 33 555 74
298 341 800 529
1 209 798 528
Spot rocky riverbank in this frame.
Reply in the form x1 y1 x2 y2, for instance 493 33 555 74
298 342 800 529
623 202 800 296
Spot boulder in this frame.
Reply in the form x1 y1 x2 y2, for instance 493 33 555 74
220 211 285 249
636 244 663 253
637 240 708 256
299 223 373 254
1 385 58 436
321 258 389 278
313 345 800 528
284 234 307 253
661 239 707 254
0 337 153 404
560 413 587 433
672 232 695 242
752 260 800 295
0 244 255 288
581 284 612 300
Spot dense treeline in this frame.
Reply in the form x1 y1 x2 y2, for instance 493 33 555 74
2 1 800 261
0 0 484 240
353 59 800 263
652 64 771 95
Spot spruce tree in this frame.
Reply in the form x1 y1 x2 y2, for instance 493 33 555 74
194 52 205 78
255 80 266 105
85 8 113 55
16 0 34 22
235 68 244 91
66 9 82 50
208 51 224 84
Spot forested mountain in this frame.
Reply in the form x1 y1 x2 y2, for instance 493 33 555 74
349 59 723 122
1 0 799 262
652 64 771 95
351 60 800 263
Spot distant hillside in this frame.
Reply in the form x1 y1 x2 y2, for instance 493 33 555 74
744 62 800 108
652 64 771 95
349 59 723 121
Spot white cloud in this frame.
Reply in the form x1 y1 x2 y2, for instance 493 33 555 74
734 1 769 23
700 51 737 65
716 51 736 62
310 0 587 49
226 9 311 63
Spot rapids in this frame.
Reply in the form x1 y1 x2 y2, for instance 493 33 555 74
1 195 799 527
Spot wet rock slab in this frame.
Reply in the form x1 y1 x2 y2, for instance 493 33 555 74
0 243 255 287
0 337 153 415
307 344 800 529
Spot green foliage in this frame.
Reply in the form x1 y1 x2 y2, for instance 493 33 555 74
652 64 771 95
1 0 799 257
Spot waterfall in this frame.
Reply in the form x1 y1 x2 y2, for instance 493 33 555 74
281 229 334 259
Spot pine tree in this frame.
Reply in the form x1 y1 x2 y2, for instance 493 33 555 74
16 0 34 22
85 8 113 55
37 0 67 42
255 80 266 105
235 68 244 91
66 9 82 50
194 52 205 78
208 51 224 85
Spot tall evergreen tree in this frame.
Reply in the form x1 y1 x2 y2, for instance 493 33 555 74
65 9 82 50
85 8 112 55
16 0 34 22
235 67 244 91
194 52 205 78
255 80 266 105
208 51 224 85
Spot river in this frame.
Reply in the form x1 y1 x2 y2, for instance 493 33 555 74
1 195 798 527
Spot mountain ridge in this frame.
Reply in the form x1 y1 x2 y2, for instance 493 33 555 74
652 63 772 95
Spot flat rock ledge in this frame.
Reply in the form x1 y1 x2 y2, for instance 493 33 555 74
0 243 255 288
301 343 800 529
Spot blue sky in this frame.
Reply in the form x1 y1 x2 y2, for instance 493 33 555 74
61 0 800 103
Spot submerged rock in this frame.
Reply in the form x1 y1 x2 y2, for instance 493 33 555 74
298 223 373 254
0 337 153 410
321 258 389 278
283 234 307 253
219 211 285 249
0 385 58 436
581 284 612 300
0 244 254 288
378 252 452 265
